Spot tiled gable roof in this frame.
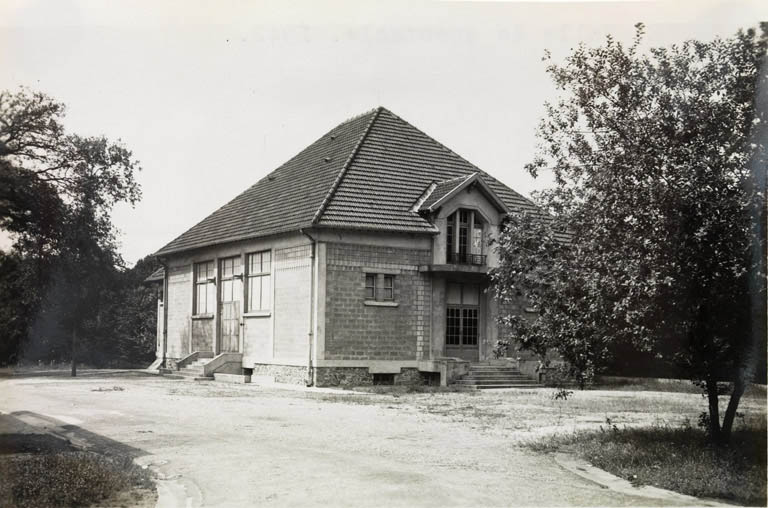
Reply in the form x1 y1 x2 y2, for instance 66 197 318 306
316 108 537 231
155 109 378 255
155 106 539 256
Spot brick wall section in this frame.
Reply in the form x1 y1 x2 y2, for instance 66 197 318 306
324 243 431 361
166 264 192 358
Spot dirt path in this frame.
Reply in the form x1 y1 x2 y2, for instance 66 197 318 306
2 372 751 507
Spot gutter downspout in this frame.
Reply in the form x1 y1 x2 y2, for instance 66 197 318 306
300 228 316 387
158 258 169 368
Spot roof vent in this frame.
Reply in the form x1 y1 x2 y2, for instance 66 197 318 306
324 157 332 163
330 135 336 140
267 174 276 181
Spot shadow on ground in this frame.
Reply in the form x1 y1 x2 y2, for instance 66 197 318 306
0 368 156 380
0 411 148 458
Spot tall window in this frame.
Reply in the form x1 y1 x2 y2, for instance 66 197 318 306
446 283 479 346
246 251 271 312
194 261 215 315
446 209 485 265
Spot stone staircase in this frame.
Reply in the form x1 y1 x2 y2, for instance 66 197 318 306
455 363 544 390
176 358 214 381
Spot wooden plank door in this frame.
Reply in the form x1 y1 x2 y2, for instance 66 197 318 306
218 256 242 353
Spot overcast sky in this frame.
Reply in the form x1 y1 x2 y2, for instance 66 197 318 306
1 0 765 265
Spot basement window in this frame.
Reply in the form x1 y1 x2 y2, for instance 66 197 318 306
373 373 395 385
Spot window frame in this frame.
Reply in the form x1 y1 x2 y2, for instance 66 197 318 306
365 273 377 300
245 250 272 314
364 272 398 306
193 260 216 317
380 274 394 301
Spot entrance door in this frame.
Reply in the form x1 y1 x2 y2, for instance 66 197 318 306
445 282 480 361
218 256 242 352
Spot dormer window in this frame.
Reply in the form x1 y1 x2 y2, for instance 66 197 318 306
446 209 486 265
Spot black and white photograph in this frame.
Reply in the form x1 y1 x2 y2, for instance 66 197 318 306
0 1 766 506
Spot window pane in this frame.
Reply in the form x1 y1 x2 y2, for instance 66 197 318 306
262 251 271 273
248 253 257 274
222 280 232 301
195 284 204 314
446 307 461 345
206 283 215 314
472 225 483 254
249 277 260 311
233 257 242 276
221 258 231 278
446 283 461 304
462 308 478 345
365 274 375 299
261 275 271 310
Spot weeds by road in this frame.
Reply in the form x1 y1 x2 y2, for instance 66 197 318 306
0 444 155 508
528 420 767 506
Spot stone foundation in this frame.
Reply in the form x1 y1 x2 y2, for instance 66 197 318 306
252 364 308 385
313 367 432 388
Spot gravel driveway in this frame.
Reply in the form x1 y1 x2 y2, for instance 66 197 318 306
1 371 744 507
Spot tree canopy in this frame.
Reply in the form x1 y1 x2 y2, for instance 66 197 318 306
0 88 155 370
490 24 767 442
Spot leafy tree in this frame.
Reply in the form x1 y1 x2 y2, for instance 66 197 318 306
491 24 767 443
0 88 142 373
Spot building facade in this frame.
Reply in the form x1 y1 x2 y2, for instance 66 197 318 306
151 107 539 386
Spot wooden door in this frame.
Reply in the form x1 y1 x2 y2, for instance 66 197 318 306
218 256 242 353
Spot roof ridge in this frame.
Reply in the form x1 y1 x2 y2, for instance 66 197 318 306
381 108 538 209
311 107 382 224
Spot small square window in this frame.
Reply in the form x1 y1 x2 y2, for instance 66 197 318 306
365 274 376 299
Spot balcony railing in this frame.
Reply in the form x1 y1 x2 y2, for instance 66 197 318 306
447 252 487 266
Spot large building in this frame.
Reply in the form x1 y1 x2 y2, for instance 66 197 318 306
150 107 540 387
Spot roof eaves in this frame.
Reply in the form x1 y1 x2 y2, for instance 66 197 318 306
311 107 383 225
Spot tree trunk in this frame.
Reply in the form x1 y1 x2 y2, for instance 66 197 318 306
705 377 721 441
721 378 746 442
70 328 77 377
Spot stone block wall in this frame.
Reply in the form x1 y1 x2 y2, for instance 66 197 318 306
191 318 214 352
165 264 192 359
313 367 429 388
273 245 312 363
324 243 431 361
252 364 307 385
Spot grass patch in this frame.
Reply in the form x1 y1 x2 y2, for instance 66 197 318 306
0 449 154 507
596 379 767 397
350 384 477 395
529 422 766 506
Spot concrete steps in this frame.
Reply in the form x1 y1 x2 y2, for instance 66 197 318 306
455 364 544 390
177 359 214 381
